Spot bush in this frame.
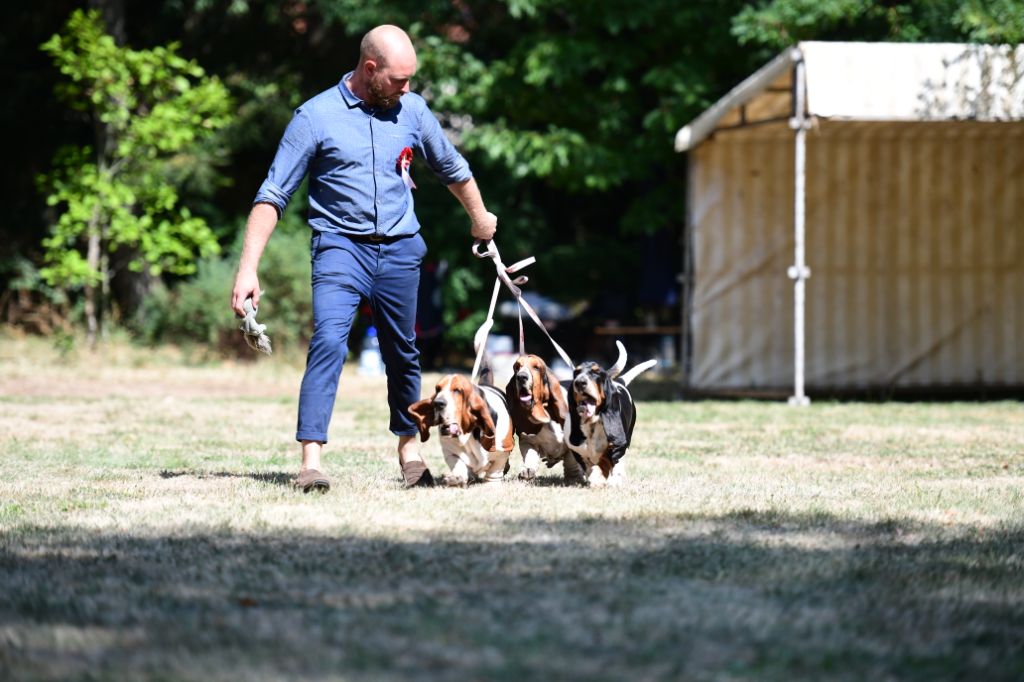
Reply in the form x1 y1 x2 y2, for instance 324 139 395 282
141 212 312 359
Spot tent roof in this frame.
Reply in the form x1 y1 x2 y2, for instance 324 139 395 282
674 41 1024 152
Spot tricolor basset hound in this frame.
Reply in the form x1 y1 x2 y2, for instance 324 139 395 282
567 341 656 487
505 354 585 484
408 374 515 487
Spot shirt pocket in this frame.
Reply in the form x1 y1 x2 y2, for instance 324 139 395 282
380 124 419 177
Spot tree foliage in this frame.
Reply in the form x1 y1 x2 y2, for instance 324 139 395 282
38 9 232 300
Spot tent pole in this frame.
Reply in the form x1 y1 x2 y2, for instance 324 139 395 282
788 52 811 406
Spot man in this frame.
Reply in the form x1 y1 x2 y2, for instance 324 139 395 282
230 25 497 492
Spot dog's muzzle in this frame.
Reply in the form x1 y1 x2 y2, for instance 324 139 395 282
515 371 534 405
439 422 462 437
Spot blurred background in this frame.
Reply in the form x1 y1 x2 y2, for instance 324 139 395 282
3 0 1022 379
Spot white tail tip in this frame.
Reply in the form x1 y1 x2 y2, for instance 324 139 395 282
619 359 657 386
609 340 627 379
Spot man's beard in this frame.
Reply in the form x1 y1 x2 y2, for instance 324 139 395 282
367 76 401 110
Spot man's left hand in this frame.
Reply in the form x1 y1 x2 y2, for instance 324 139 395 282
471 211 498 240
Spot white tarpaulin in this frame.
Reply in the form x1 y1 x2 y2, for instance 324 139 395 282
676 42 1024 152
802 42 1024 121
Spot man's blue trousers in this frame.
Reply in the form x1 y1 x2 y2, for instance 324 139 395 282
296 230 426 443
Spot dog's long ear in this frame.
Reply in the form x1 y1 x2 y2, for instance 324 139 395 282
504 375 528 432
567 377 584 447
407 398 435 442
528 366 552 424
545 370 568 425
600 386 634 463
468 388 497 451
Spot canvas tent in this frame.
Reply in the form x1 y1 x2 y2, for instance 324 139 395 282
674 42 1024 401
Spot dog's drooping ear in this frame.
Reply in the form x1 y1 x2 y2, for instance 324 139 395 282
407 398 436 442
544 370 568 425
567 377 584 447
600 388 634 462
468 388 497 451
527 365 553 424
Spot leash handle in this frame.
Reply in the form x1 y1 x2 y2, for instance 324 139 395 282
469 238 574 378
472 239 497 259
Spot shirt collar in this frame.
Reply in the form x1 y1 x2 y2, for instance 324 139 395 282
338 71 364 109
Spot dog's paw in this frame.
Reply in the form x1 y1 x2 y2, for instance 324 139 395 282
442 473 468 488
518 468 537 482
587 469 608 488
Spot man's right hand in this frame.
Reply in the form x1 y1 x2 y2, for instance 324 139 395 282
231 270 261 317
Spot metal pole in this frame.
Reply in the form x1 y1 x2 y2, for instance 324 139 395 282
788 52 811 406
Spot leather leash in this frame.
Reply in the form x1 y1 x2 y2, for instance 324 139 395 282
470 239 574 383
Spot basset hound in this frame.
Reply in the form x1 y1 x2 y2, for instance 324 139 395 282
505 354 585 484
408 374 515 487
566 341 656 487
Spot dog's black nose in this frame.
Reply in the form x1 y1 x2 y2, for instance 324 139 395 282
516 370 530 382
433 396 447 410
573 376 587 389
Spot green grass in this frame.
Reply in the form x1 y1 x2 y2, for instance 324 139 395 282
1 334 1022 681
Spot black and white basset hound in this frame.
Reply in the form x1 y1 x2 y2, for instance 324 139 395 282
505 354 585 484
408 374 515 487
566 341 656 486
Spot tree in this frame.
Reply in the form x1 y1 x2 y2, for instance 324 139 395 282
731 0 1024 49
38 9 232 344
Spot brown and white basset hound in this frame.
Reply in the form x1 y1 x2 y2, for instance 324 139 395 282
567 341 656 487
505 354 584 484
408 374 515 487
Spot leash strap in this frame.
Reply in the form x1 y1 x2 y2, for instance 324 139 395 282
471 277 501 383
470 240 573 383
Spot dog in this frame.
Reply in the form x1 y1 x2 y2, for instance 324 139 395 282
567 341 656 487
408 374 515 487
505 354 585 484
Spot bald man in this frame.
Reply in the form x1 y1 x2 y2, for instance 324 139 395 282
231 25 497 492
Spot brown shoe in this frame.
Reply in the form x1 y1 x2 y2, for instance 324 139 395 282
294 468 331 494
401 461 435 488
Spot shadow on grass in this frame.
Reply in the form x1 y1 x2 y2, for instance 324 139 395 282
160 469 294 487
158 469 585 490
2 511 1022 681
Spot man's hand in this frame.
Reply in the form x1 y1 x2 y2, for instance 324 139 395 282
231 203 279 316
231 269 261 317
471 211 498 241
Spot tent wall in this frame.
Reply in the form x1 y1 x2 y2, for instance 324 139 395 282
687 121 1024 392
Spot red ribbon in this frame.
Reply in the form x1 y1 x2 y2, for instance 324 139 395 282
397 147 416 189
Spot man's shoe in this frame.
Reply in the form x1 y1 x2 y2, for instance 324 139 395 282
294 468 331 494
401 461 435 488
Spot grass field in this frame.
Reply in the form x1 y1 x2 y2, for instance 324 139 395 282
1 334 1023 681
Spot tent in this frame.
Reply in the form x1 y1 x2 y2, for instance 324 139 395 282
674 42 1024 401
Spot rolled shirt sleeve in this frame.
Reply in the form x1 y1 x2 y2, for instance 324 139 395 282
417 106 472 186
253 108 317 217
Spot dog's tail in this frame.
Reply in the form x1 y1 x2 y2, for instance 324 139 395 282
619 359 657 386
609 340 628 379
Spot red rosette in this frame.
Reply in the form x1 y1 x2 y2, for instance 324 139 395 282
397 147 414 172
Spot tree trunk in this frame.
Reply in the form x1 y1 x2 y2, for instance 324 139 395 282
89 0 125 43
82 0 124 346
85 222 100 348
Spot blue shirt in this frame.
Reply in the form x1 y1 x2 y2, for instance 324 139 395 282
253 72 473 237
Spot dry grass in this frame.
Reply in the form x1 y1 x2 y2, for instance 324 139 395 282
1 333 1023 681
